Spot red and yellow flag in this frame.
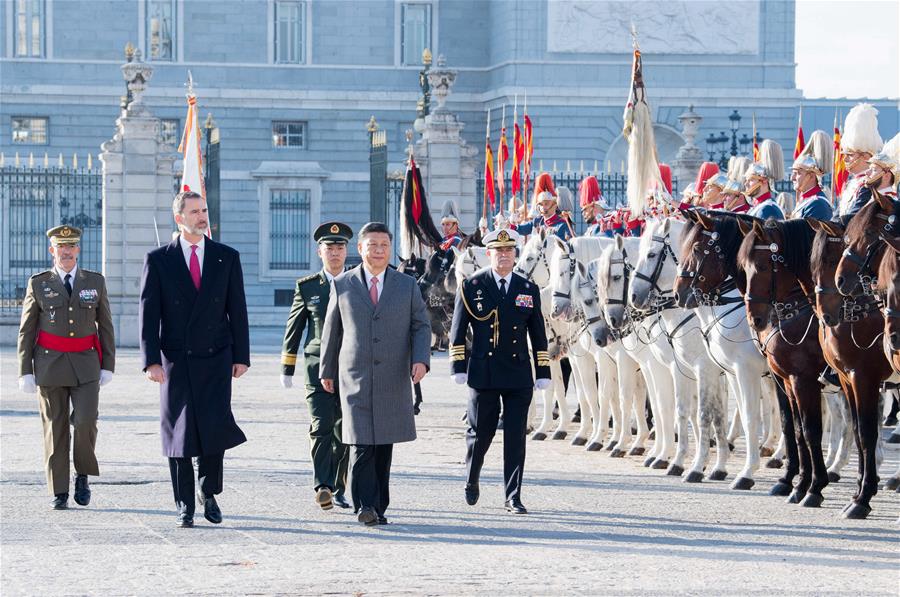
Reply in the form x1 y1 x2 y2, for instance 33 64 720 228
793 108 805 160
409 155 423 224
484 140 496 210
497 125 509 206
512 121 524 197
833 118 848 199
752 113 760 162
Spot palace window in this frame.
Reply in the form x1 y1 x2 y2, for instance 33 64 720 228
11 117 48 144
160 119 180 147
269 189 311 270
401 2 431 66
272 121 306 148
274 0 305 64
147 0 176 61
14 0 45 58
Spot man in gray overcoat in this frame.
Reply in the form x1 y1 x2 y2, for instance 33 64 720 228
320 222 431 526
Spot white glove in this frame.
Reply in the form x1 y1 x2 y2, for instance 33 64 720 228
19 374 36 394
452 373 468 385
280 374 293 389
534 378 552 390
509 211 522 225
99 370 114 387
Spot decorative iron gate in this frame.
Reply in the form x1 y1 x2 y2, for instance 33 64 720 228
0 162 102 312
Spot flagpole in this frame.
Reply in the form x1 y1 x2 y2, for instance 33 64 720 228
483 110 490 222
522 90 530 219
497 104 506 216
512 95 518 214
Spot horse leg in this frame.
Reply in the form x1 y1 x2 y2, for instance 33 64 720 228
685 368 721 483
792 376 828 507
569 352 596 445
629 366 655 458
825 390 853 482
844 375 882 519
587 352 614 451
647 362 676 469
759 376 780 456
551 360 570 440
730 366 762 490
612 355 640 457
726 404 741 450
667 369 695 477
770 378 799 496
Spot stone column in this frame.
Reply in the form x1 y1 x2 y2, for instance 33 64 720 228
99 49 176 347
414 55 478 234
672 106 705 193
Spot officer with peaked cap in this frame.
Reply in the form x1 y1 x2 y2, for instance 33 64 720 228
448 227 551 515
17 225 116 510
280 221 353 511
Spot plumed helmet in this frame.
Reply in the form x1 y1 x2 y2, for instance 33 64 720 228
842 103 883 155
694 162 720 195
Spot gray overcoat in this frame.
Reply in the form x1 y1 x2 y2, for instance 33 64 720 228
319 265 431 445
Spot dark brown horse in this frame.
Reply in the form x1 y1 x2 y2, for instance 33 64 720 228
737 217 831 507
674 211 800 496
808 218 891 518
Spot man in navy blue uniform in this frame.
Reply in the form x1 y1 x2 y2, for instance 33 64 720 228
448 228 551 514
790 153 833 220
140 190 250 528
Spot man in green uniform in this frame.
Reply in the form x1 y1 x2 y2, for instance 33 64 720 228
17 225 116 510
280 222 353 510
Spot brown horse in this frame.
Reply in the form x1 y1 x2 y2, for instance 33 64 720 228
674 211 801 496
737 218 830 508
808 218 891 519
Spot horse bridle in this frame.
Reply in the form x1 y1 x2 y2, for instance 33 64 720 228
678 228 742 307
551 243 578 301
744 239 811 323
814 234 881 323
841 211 894 296
604 246 646 331
633 233 679 310
515 237 553 281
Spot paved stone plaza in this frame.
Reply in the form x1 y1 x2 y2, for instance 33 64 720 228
1 349 897 595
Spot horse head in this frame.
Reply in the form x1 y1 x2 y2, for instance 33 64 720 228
574 259 612 347
549 242 575 321
808 218 847 327
836 193 896 296
631 217 682 311
599 235 639 330
674 210 747 309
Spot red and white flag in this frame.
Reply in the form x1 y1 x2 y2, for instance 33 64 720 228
178 94 205 200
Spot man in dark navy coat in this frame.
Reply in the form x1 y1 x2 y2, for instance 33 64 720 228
139 190 249 528
448 228 551 514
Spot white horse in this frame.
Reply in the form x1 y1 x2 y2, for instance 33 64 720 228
597 238 678 467
629 218 729 479
450 245 489 288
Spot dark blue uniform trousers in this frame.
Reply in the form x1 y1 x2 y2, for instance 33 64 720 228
466 387 532 501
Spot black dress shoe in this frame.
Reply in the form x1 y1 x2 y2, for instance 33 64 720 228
197 491 222 524
357 506 378 526
315 486 334 511
377 515 388 525
332 493 351 509
177 510 194 528
73 474 91 506
505 498 528 514
51 493 68 510
465 483 479 506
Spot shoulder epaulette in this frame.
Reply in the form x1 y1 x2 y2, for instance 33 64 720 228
297 273 321 286
31 270 53 280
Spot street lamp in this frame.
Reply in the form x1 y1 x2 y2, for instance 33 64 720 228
704 111 753 169
728 110 742 159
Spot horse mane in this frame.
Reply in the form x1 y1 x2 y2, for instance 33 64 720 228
714 213 753 283
569 236 610 263
810 221 844 283
596 247 613 301
844 200 879 248
778 219 817 276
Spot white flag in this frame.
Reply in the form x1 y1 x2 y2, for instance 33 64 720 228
178 94 205 199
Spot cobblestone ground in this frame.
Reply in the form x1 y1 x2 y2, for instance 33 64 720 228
1 349 898 596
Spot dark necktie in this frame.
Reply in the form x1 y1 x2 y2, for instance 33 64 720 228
64 273 72 296
499 278 507 297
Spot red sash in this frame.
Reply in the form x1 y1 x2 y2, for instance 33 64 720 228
36 330 102 366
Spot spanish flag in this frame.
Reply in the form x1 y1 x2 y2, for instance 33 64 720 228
833 115 848 199
497 125 509 206
484 140 496 209
512 121 524 197
752 113 760 162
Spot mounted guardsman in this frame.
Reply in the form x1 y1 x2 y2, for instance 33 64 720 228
513 173 575 241
280 221 353 511
743 139 786 220
790 130 834 220
864 132 900 201
579 175 612 237
838 103 883 217
439 200 464 251
449 227 551 515
17 225 116 510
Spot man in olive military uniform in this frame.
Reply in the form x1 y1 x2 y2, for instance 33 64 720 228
448 228 551 515
17 225 115 510
280 222 353 510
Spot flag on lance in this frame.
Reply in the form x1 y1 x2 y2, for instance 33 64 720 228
178 72 206 202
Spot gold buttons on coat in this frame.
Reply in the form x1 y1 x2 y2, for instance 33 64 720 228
69 332 74 337
69 320 74 324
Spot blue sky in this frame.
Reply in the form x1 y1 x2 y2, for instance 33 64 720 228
795 0 899 99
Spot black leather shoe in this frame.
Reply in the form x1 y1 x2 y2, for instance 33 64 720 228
333 493 351 509
505 498 528 514
377 515 388 525
315 486 334 511
465 483 479 506
357 506 378 526
73 474 91 506
51 493 68 510
177 511 194 528
197 491 222 524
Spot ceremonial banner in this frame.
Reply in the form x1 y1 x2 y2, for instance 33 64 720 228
833 119 848 198
793 107 805 160
178 95 205 199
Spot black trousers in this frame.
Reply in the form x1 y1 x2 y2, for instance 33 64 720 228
168 453 223 514
306 387 349 496
349 444 393 516
466 387 532 501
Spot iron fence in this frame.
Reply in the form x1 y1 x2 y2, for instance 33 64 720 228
0 164 102 312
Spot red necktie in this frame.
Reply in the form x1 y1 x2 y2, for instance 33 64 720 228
369 277 379 305
189 245 201 290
